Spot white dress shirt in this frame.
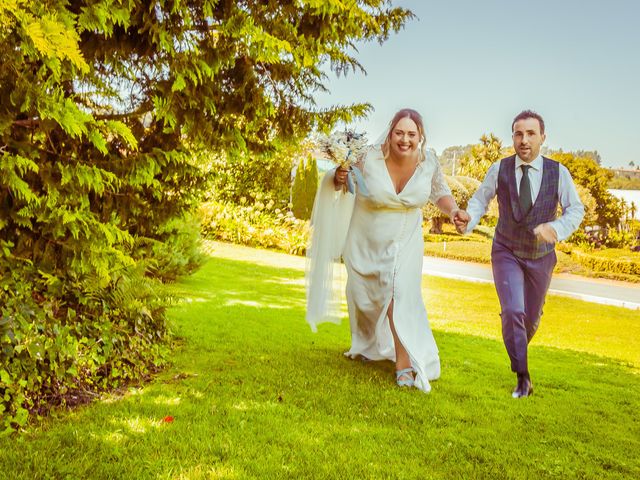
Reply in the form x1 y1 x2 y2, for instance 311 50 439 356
465 155 585 241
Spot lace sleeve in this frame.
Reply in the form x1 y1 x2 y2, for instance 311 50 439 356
427 152 452 203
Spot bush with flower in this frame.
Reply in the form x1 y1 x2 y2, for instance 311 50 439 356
200 196 309 256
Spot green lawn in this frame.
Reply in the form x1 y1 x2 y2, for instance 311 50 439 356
1 242 639 479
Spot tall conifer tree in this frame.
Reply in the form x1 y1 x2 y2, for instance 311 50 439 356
0 0 413 427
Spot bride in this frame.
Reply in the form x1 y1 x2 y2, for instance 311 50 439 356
306 108 465 392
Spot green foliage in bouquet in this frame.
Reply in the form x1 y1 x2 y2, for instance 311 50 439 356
0 0 413 430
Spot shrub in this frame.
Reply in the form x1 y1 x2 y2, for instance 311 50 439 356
603 229 636 249
423 239 578 275
291 156 318 220
199 200 309 256
424 240 492 264
571 248 640 276
0 245 170 433
209 149 295 210
133 213 206 282
424 222 493 243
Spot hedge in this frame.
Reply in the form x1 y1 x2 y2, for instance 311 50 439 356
571 249 640 276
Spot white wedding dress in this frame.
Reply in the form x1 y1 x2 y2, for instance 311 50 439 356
306 146 451 392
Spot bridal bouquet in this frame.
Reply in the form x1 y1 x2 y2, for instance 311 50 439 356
316 130 368 168
316 130 369 194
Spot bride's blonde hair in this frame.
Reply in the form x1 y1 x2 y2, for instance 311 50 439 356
381 108 427 162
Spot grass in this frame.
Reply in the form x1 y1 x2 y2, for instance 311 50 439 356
1 242 639 479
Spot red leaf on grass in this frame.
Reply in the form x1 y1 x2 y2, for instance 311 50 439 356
162 416 174 423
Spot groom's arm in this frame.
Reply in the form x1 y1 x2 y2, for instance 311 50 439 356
464 162 500 234
543 165 585 242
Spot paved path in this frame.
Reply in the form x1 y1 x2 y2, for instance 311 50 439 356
423 256 640 310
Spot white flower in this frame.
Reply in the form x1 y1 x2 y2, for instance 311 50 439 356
332 144 349 162
316 129 368 168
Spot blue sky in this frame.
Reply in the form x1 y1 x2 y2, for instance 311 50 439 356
312 0 640 168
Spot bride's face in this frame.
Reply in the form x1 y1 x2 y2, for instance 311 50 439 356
389 117 420 160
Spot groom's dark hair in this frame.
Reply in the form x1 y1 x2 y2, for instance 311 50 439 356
512 110 545 134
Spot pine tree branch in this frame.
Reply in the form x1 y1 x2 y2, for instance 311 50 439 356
11 107 153 128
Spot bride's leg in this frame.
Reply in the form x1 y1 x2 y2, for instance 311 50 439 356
387 299 411 371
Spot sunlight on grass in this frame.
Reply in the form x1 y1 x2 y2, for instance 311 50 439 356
173 464 237 480
103 431 126 445
424 274 640 368
121 416 160 434
224 299 265 307
232 400 281 412
100 387 145 404
1 241 638 480
153 395 182 406
179 297 213 304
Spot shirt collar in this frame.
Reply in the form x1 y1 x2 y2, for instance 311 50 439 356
516 154 543 171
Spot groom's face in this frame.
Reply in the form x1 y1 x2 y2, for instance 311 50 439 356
512 118 545 163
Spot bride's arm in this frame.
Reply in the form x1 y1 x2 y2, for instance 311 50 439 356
435 195 460 219
428 155 462 219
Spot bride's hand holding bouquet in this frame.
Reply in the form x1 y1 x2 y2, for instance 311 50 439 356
316 130 368 194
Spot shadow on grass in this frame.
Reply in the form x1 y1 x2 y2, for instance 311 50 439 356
2 256 639 479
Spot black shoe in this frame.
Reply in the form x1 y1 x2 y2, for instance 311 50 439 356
512 374 533 398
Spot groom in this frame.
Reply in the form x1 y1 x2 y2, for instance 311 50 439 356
455 110 584 398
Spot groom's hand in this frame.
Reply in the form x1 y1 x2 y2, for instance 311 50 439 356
533 223 558 243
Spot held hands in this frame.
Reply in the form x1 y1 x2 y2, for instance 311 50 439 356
451 209 471 234
533 223 558 244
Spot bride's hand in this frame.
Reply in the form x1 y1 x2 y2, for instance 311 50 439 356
334 167 349 189
451 209 471 234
